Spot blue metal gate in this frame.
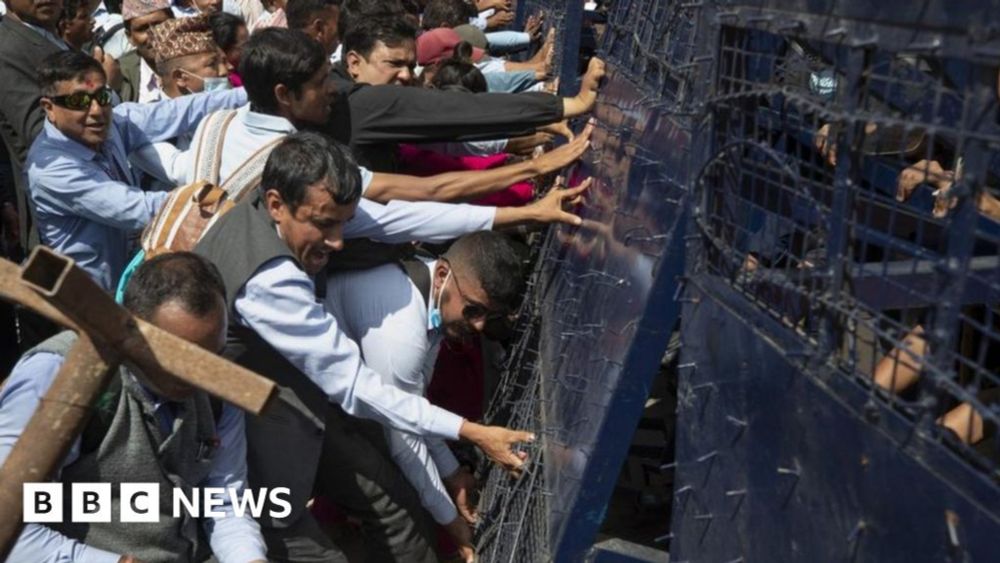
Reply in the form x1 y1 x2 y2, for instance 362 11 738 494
477 1 1000 561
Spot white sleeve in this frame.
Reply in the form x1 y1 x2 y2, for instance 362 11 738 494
346 198 495 244
129 140 188 186
324 264 457 525
234 258 465 439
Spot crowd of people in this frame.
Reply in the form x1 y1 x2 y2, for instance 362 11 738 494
0 0 607 561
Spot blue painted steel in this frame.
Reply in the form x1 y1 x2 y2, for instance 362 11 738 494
673 0 1000 561
477 1 1000 561
674 278 1000 561
476 0 693 559
514 0 584 94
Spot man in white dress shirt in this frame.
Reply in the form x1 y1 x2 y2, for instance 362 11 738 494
194 130 588 561
136 27 590 562
325 230 531 562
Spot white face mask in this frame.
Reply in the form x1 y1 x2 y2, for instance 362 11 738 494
181 69 231 93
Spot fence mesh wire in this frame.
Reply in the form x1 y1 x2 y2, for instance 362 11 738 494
694 24 1000 476
475 231 553 562
476 0 1000 560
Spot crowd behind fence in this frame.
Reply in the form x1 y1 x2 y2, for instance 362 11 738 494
476 0 1000 560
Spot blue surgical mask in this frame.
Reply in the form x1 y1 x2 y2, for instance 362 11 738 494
201 76 232 92
429 270 452 331
181 69 231 93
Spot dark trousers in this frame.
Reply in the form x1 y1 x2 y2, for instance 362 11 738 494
260 511 349 563
315 406 438 563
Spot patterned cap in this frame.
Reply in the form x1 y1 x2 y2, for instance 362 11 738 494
149 17 219 66
121 0 171 21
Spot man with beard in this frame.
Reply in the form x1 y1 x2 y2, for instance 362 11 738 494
324 229 568 562
194 130 589 562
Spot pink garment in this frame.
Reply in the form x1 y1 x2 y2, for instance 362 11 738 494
397 144 535 207
228 71 243 87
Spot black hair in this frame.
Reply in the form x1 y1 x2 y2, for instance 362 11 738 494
337 0 403 40
122 8 172 32
444 231 526 312
58 0 91 26
208 11 246 53
239 28 326 113
261 131 363 211
430 41 486 92
421 0 475 30
399 0 420 16
286 0 341 30
342 15 416 60
123 252 226 321
38 51 106 96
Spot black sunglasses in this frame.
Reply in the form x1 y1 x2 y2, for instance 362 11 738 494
446 261 507 323
48 88 113 111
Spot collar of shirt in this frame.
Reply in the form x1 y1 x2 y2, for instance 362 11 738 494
92 1 109 25
242 104 298 135
249 8 285 32
171 2 201 17
330 44 343 65
41 120 104 162
20 20 69 50
138 58 162 103
125 368 181 435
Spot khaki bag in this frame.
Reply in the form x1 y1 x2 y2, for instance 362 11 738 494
140 110 281 257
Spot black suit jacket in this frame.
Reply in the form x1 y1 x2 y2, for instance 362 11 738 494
0 16 64 247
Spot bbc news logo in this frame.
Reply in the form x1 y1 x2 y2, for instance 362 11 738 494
24 484 292 523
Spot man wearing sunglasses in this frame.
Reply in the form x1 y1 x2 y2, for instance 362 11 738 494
324 230 528 562
27 49 247 291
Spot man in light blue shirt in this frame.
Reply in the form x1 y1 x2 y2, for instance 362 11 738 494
27 50 247 291
0 252 268 563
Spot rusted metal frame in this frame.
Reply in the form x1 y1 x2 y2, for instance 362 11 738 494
0 335 115 561
0 247 278 560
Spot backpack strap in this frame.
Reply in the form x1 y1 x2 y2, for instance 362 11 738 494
95 22 126 49
220 137 284 202
192 110 239 185
194 137 283 239
399 251 436 306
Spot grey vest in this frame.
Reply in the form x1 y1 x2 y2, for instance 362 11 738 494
26 331 217 563
194 198 328 529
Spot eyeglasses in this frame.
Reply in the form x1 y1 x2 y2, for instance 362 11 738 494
445 260 507 323
47 88 113 111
